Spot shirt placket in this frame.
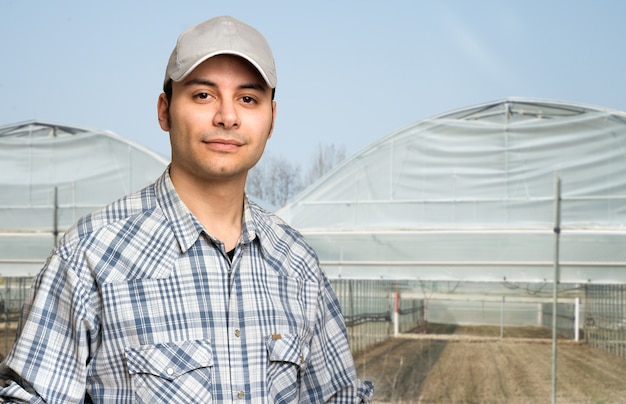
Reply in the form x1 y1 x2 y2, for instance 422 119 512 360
227 252 248 401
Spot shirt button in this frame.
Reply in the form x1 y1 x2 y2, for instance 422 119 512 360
237 390 245 399
166 367 174 376
234 329 241 337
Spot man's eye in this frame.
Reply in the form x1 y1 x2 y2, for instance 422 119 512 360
241 96 255 104
195 92 210 100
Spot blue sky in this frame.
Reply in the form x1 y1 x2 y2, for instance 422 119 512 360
2 1 626 166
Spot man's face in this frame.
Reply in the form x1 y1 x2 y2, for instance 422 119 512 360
158 54 276 185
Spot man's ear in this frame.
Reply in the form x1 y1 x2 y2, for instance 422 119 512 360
157 93 170 131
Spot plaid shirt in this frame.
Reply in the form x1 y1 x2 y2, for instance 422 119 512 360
0 169 373 403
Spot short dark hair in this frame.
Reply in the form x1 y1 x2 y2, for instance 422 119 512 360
164 80 173 104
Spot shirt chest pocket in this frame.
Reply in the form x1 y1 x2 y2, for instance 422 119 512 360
266 333 310 402
124 339 214 403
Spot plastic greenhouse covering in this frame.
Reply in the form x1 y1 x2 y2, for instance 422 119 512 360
277 98 626 283
0 121 169 277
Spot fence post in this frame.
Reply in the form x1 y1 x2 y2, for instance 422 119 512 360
500 296 505 339
574 297 580 341
394 291 400 337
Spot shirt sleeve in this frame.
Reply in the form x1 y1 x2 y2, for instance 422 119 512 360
0 254 97 403
300 274 374 403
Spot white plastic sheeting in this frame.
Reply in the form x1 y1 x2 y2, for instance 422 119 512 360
0 121 169 276
277 98 626 283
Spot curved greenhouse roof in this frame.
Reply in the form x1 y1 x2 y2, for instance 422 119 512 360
0 120 169 276
277 98 626 283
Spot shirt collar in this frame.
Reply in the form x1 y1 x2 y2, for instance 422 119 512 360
155 168 264 255
154 168 201 253
244 198 273 260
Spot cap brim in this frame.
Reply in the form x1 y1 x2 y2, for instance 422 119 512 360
170 50 276 89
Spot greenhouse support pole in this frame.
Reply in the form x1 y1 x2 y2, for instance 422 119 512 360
4 280 8 355
53 186 59 246
551 174 561 404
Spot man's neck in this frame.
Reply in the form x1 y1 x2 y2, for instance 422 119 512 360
170 168 246 251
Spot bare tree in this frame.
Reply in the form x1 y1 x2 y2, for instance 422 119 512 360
303 143 346 187
267 157 301 206
246 143 346 208
246 159 269 203
246 154 302 208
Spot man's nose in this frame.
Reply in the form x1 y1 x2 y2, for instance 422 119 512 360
213 99 240 129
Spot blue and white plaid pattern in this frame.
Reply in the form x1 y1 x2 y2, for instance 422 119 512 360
0 169 373 403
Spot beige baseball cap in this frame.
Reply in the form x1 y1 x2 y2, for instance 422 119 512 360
164 16 277 90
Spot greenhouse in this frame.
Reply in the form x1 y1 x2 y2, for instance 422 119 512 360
0 120 168 277
0 102 624 399
277 97 626 284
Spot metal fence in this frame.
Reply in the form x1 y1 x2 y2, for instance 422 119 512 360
584 284 626 358
0 277 426 360
330 279 425 355
541 300 581 340
331 280 626 360
1 277 624 362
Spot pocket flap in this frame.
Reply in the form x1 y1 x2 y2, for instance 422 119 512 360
125 339 214 381
265 333 308 366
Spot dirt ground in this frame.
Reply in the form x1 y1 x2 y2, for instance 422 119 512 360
0 325 16 360
354 324 626 404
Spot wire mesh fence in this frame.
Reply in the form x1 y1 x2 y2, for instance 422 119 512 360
540 300 581 340
584 283 626 358
330 279 626 360
330 279 425 355
0 277 624 362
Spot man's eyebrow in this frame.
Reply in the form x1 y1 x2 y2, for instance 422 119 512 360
184 78 217 88
238 82 267 93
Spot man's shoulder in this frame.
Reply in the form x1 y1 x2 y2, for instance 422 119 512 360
60 183 161 252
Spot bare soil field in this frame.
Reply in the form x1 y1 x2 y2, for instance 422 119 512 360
355 324 626 403
0 324 16 360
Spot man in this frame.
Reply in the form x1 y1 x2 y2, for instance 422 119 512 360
0 16 373 403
